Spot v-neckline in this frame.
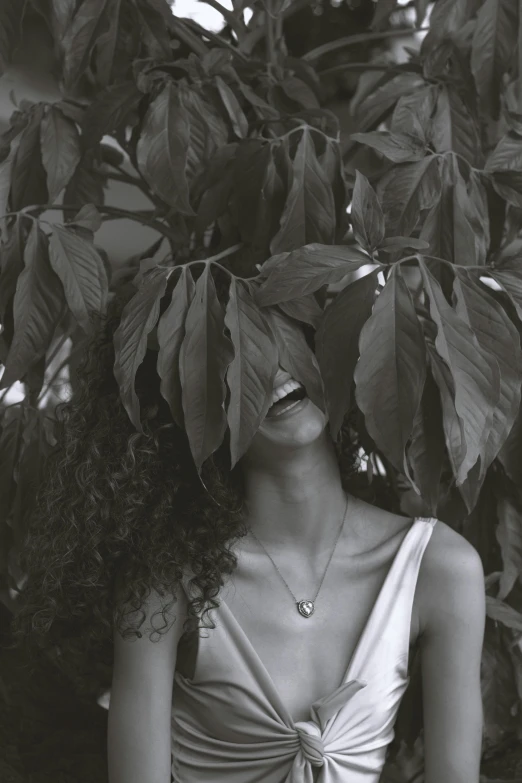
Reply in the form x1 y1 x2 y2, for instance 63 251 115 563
219 516 421 725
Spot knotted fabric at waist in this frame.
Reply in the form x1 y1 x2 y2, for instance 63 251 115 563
294 721 325 767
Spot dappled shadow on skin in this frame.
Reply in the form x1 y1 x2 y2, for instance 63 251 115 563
0 603 108 783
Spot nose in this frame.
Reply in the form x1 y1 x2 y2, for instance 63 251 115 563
295 723 325 767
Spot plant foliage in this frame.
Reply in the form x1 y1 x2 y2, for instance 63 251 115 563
1 0 522 776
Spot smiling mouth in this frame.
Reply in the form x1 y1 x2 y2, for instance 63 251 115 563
266 386 307 418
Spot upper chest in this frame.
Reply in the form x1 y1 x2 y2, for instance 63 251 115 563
218 520 421 723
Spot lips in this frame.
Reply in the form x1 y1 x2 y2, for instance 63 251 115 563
266 385 307 418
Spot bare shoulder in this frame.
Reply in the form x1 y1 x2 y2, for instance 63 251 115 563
113 579 189 673
416 519 485 636
350 497 416 549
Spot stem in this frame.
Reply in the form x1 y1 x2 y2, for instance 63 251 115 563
240 0 311 54
119 141 169 213
105 171 157 206
318 62 417 77
265 1 275 78
302 25 431 62
156 244 243 276
170 17 209 57
197 0 244 38
204 243 243 265
269 123 337 144
2 204 182 243
181 18 249 61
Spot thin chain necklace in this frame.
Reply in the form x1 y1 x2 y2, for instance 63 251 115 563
248 495 350 618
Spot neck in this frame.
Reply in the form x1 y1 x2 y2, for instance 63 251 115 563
240 431 351 557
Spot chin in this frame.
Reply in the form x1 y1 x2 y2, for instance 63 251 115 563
253 398 328 450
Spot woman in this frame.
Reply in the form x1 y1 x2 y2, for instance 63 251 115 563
10 286 485 783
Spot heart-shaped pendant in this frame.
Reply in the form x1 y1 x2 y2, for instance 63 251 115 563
297 600 315 618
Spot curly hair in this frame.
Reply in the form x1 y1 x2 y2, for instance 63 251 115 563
8 282 362 698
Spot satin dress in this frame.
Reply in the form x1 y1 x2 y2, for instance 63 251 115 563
171 516 437 783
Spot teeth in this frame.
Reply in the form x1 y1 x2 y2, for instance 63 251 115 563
270 380 301 405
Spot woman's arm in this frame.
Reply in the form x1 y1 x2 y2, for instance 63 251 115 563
419 522 486 783
108 584 188 783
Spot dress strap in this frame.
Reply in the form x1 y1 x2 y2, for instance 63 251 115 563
347 517 438 680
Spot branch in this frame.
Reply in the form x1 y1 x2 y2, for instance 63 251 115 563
318 62 420 77
5 204 182 243
302 25 431 62
239 0 312 55
181 17 249 61
170 16 209 56
196 0 245 38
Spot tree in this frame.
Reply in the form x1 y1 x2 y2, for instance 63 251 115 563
1 0 522 778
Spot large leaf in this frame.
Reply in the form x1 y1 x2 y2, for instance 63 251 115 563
224 279 279 467
10 106 48 211
495 496 522 600
319 138 349 239
113 267 170 433
430 85 481 166
91 0 122 85
156 266 195 430
277 294 323 330
0 130 22 226
427 343 468 491
62 0 108 87
351 171 385 253
0 0 27 75
0 223 65 389
81 81 143 148
485 131 522 172
352 72 425 133
379 155 441 237
486 596 522 632
391 84 438 145
264 307 325 413
453 269 522 479
136 82 194 215
215 75 249 139
420 155 489 265
490 170 522 209
316 270 378 440
255 243 372 306
180 84 229 183
419 260 499 485
63 149 105 213
350 130 426 163
48 223 109 334
354 267 427 472
0 406 24 532
40 105 81 202
231 141 286 252
471 0 518 117
404 367 445 514
270 129 336 254
134 0 172 59
0 218 24 323
498 405 522 485
421 0 481 48
179 265 234 471
194 143 238 233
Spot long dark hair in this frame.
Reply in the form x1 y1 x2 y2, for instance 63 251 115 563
8 283 362 697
